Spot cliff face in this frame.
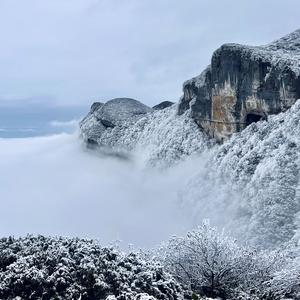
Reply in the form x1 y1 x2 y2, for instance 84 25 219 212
179 29 300 142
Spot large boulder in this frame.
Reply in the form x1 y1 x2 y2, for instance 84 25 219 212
80 98 153 144
94 98 153 125
178 29 300 142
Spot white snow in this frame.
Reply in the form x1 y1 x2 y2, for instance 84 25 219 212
181 99 300 248
81 104 212 167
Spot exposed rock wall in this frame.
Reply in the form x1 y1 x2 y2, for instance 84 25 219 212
179 29 300 142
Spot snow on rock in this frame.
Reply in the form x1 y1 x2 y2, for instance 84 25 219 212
80 101 211 167
93 98 153 125
0 236 190 300
152 101 174 110
80 98 152 143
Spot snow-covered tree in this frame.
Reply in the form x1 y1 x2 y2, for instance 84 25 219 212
162 222 283 299
0 235 189 300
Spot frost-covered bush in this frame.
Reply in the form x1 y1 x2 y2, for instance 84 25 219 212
161 222 283 299
0 236 189 300
0 232 297 300
261 244 300 300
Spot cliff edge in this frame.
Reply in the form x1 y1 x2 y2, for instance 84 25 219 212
178 29 300 142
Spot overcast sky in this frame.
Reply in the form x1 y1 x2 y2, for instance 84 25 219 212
0 0 300 108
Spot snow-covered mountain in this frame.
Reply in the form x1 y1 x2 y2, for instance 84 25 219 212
81 28 300 159
80 99 211 167
181 100 300 248
79 29 300 249
2 29 300 300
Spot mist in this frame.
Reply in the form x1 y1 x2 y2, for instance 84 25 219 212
0 132 213 248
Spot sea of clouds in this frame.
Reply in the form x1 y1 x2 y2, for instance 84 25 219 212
0 132 210 249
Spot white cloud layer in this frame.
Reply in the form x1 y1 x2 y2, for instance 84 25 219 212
0 133 202 248
0 0 299 106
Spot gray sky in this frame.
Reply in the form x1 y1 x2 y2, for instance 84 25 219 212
0 0 300 107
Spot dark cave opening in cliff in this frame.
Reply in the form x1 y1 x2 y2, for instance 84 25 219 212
245 113 263 126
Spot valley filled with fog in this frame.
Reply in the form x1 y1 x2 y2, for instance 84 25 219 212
2 98 300 252
0 131 208 248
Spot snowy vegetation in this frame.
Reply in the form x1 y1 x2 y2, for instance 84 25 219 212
76 98 300 298
2 225 300 299
80 97 300 250
212 101 300 248
72 95 300 299
162 222 286 299
0 236 188 300
80 102 211 167
180 100 300 249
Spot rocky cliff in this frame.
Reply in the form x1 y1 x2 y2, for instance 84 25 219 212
178 29 300 142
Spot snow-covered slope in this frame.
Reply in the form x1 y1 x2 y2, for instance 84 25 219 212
80 102 211 167
181 100 300 248
264 28 300 74
179 29 300 142
81 29 300 164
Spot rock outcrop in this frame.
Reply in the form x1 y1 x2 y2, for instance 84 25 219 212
152 101 174 110
178 29 300 142
80 99 209 167
80 98 153 145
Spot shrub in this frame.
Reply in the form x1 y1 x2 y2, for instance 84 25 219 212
0 236 189 300
162 222 283 298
